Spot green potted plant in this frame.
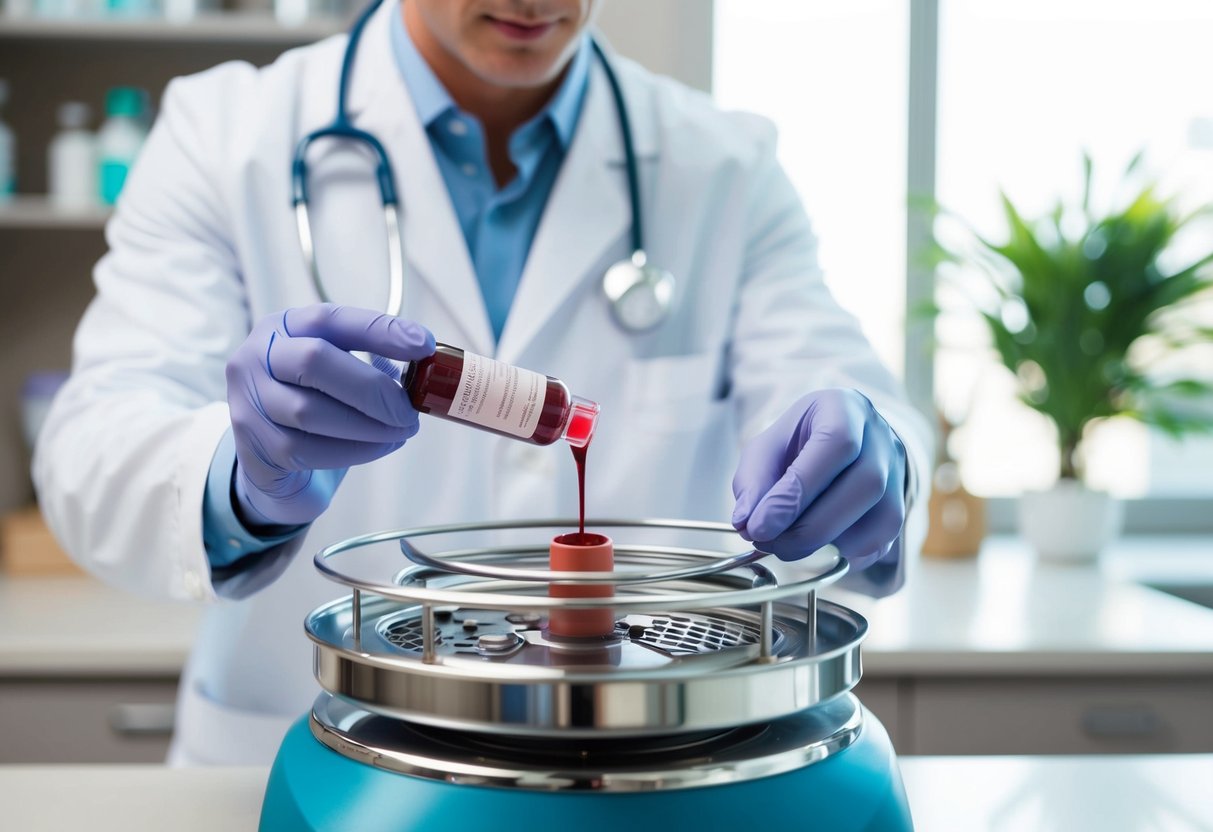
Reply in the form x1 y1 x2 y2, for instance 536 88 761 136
933 155 1213 562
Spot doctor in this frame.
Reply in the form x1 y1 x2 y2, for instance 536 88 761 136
34 0 931 765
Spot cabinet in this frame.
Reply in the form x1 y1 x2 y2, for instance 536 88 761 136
909 676 1213 756
0 677 180 762
855 674 1213 756
852 678 909 750
0 13 336 516
0 572 199 763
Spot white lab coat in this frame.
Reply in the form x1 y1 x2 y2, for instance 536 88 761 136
33 1 931 765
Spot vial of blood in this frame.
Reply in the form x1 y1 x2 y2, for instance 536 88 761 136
404 344 598 447
548 532 615 639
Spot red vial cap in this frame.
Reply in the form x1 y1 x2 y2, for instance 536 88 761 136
562 396 599 448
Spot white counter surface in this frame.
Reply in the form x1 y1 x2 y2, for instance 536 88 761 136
835 536 1213 676
2 536 1211 677
2 755 1211 831
0 575 201 676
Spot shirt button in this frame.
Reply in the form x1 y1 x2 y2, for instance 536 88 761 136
447 119 468 136
461 162 477 177
227 537 241 549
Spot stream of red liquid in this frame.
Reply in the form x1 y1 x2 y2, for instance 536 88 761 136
550 441 614 639
571 440 590 537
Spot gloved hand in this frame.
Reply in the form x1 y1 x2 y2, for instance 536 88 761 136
226 303 435 528
731 389 907 567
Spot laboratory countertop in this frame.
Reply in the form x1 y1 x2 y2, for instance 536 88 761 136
2 754 1211 831
1 535 1211 678
833 536 1213 677
0 574 202 676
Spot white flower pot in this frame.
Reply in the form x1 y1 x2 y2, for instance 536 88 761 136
1018 481 1123 564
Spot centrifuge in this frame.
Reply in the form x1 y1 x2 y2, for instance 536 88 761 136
259 520 914 831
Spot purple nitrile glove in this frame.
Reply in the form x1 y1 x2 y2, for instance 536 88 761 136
731 389 907 568
226 303 435 528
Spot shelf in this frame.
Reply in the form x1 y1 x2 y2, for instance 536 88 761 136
0 11 344 44
0 196 111 230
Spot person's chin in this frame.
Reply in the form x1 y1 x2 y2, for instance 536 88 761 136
476 53 565 89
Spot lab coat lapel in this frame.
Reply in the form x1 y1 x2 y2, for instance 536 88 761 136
346 2 495 356
495 57 656 365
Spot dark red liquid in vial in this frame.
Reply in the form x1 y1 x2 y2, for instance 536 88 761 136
404 345 571 445
553 532 608 548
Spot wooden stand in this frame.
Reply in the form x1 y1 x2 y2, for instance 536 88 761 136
921 464 986 559
0 505 82 575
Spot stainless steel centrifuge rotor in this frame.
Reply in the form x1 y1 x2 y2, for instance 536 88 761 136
305 519 866 738
307 690 865 792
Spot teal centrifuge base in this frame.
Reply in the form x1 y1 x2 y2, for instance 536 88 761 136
259 706 914 832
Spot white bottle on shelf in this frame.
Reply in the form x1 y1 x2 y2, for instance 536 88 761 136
0 80 15 203
275 0 335 27
97 87 148 206
33 0 84 18
48 102 97 208
3 0 36 18
163 0 216 24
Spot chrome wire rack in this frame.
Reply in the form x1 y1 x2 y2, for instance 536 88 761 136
305 519 868 737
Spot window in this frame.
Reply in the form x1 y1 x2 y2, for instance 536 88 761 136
714 0 910 376
714 0 1213 509
935 0 1213 498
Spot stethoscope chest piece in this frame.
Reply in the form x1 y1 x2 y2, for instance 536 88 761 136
603 250 675 332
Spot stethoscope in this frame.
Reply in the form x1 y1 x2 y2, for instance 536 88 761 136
292 0 675 333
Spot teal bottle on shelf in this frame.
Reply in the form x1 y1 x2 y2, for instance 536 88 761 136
0 79 15 202
105 0 157 19
97 87 149 206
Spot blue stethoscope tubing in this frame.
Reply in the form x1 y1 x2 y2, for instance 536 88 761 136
291 0 674 331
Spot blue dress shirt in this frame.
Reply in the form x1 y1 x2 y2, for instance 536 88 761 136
203 7 590 569
391 10 590 339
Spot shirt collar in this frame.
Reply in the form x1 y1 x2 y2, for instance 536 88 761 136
390 3 589 151
543 36 589 150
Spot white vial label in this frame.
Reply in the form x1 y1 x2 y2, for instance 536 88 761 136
448 352 545 439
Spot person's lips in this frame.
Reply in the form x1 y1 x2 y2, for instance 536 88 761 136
485 15 557 41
